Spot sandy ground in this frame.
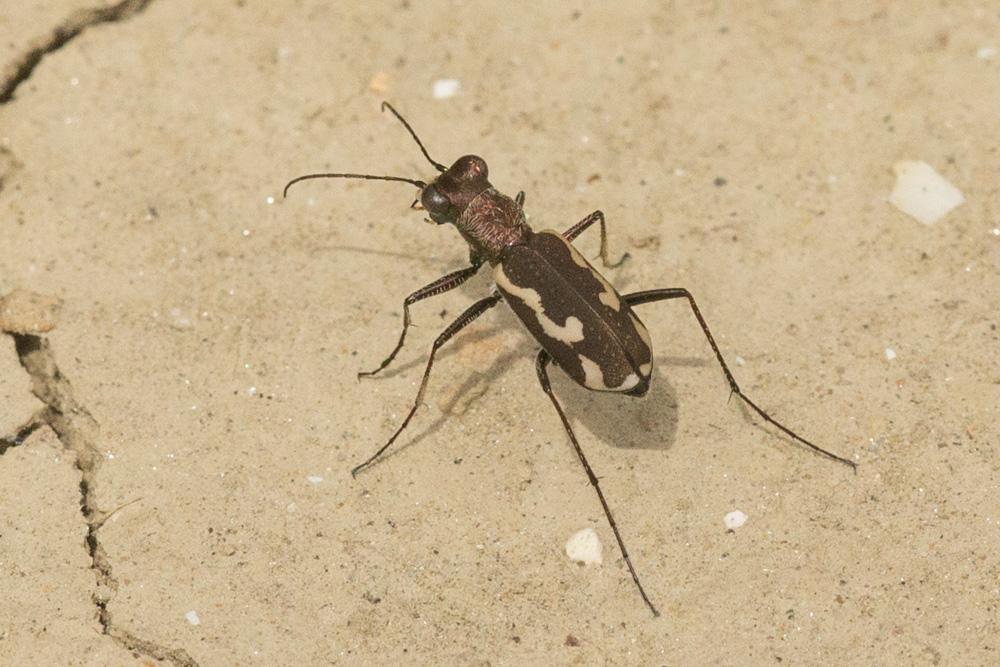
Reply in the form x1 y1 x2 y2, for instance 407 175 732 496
1 2 998 665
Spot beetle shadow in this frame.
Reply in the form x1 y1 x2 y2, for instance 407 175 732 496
353 324 523 470
543 356 710 453
354 291 717 465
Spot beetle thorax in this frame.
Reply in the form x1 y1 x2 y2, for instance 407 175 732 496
455 188 532 264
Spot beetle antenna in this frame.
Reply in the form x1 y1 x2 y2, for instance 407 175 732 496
381 101 447 173
283 172 427 199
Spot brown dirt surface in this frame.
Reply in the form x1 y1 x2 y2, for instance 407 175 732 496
1 3 998 665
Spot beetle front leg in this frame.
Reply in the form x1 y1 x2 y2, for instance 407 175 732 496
624 288 857 471
358 261 484 379
535 349 660 617
351 292 502 477
562 210 629 268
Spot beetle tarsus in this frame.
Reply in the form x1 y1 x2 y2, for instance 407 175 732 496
603 250 630 269
562 210 629 269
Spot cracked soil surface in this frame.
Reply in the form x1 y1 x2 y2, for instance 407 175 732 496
2 2 999 665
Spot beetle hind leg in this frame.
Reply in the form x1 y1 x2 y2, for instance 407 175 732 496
624 288 857 471
535 349 660 617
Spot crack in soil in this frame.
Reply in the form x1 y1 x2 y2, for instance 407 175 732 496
5 332 199 667
0 0 157 104
0 407 49 455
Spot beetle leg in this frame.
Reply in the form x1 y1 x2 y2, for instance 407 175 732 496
351 292 502 477
561 210 629 268
624 289 857 471
358 261 484 379
535 349 660 617
515 190 526 207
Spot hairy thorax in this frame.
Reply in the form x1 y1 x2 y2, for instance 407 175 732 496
455 188 532 264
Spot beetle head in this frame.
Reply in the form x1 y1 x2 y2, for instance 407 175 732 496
283 104 493 226
420 155 491 225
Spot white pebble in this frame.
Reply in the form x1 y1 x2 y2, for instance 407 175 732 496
432 79 460 99
884 347 897 361
977 46 997 60
565 528 603 565
724 510 748 530
307 475 323 484
888 161 964 225
185 610 200 625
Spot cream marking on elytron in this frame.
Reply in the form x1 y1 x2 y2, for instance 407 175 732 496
580 355 641 391
615 372 641 391
494 264 585 343
579 356 606 389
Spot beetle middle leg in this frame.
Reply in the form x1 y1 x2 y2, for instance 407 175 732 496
358 260 484 378
352 292 502 477
624 288 856 470
535 348 660 617
562 210 629 268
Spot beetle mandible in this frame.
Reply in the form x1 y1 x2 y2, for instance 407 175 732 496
283 102 856 617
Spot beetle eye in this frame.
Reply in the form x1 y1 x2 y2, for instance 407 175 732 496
421 185 451 217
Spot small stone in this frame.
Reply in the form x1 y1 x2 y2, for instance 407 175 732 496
885 347 897 361
0 289 63 334
724 510 748 530
565 527 602 565
432 78 461 99
185 610 200 625
888 161 964 225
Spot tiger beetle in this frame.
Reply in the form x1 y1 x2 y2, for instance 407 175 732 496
283 102 857 618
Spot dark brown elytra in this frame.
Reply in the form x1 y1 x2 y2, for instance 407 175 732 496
283 102 857 618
